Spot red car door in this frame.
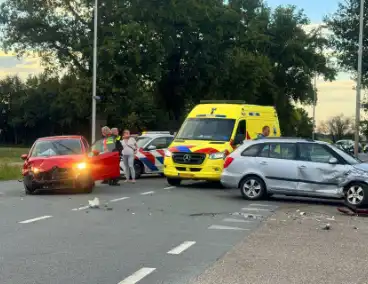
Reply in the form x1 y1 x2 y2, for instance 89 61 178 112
90 152 120 181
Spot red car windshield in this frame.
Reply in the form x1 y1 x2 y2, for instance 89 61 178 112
30 139 83 157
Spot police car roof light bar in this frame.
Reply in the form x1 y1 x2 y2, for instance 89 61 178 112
200 100 246 104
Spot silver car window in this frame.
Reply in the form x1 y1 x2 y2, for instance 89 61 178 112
258 143 296 160
241 144 261 157
299 143 333 163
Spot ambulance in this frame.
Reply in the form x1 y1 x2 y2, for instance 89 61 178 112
163 101 281 186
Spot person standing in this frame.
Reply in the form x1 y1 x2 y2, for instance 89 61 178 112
121 129 138 183
108 127 123 186
256 125 270 139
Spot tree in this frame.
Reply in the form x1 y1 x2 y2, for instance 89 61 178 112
0 0 336 143
317 114 354 142
324 0 368 85
290 108 314 138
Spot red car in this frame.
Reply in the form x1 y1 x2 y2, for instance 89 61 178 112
21 135 120 194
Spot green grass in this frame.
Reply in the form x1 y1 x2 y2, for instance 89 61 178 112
0 147 28 180
0 147 29 164
0 163 22 181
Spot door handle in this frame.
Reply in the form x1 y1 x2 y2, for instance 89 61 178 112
260 161 267 165
298 165 306 169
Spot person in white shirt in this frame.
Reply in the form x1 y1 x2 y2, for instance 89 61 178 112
121 129 138 183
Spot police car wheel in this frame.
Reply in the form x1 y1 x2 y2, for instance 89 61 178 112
134 160 143 179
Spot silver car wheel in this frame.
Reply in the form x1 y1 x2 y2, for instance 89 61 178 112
347 185 364 205
243 179 262 198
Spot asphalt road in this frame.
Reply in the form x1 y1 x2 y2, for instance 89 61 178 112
0 177 279 284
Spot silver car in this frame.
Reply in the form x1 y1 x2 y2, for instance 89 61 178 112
221 138 368 208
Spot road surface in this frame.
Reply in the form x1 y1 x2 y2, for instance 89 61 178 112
0 177 279 284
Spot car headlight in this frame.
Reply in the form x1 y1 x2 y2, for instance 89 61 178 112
165 150 172 157
209 152 226 159
75 162 87 170
31 167 40 174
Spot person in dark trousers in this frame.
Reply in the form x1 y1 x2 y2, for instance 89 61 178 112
108 127 122 186
101 126 111 184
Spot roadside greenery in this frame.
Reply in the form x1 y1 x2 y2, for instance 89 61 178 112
0 0 336 145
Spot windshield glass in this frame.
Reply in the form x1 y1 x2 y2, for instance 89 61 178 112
176 118 236 141
30 139 82 157
329 144 361 165
136 137 151 148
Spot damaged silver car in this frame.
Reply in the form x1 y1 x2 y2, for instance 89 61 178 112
221 138 368 208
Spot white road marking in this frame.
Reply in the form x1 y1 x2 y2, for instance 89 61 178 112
241 207 270 212
249 203 274 207
208 225 249 231
164 186 176 190
118 267 156 284
110 197 130 202
19 215 52 224
140 191 155 195
223 218 253 223
71 206 89 211
167 241 196 255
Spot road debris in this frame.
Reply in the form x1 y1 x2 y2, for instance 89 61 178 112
300 212 306 216
321 223 331 230
88 197 100 208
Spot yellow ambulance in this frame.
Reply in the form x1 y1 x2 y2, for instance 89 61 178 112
163 101 281 186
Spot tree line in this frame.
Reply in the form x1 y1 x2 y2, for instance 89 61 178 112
0 0 343 145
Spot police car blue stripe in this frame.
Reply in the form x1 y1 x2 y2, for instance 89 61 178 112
140 158 159 171
156 156 164 164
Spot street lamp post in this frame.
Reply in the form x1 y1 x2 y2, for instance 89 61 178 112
312 74 317 140
91 0 98 144
354 0 365 157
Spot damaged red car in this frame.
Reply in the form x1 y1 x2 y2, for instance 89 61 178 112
21 135 120 194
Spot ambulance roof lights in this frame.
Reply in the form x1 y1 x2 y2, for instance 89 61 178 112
142 131 171 134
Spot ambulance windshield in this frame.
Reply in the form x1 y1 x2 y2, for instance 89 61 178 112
176 118 235 141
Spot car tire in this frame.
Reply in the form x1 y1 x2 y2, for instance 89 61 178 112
23 178 37 195
239 175 267 200
83 181 95 193
134 160 143 179
344 182 368 208
167 178 181 186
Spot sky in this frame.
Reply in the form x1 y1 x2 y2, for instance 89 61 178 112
0 0 356 125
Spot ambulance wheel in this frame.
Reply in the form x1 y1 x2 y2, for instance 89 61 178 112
134 160 143 179
167 178 181 186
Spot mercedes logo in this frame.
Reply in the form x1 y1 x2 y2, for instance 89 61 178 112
183 154 191 162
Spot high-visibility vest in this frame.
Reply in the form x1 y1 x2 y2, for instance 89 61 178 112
103 136 114 152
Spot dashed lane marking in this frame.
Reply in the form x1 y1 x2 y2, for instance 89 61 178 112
140 191 155 195
241 207 271 212
222 218 254 223
249 203 275 207
167 241 196 255
19 215 53 224
71 206 89 211
110 197 130 202
164 186 176 190
118 267 156 284
208 225 249 231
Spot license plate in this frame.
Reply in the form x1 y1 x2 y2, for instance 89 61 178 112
178 173 194 178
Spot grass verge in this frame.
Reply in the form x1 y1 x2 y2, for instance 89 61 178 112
0 147 29 164
0 163 22 181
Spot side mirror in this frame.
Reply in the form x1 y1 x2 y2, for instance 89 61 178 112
147 145 156 150
21 154 28 160
92 150 100 156
328 157 338 164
